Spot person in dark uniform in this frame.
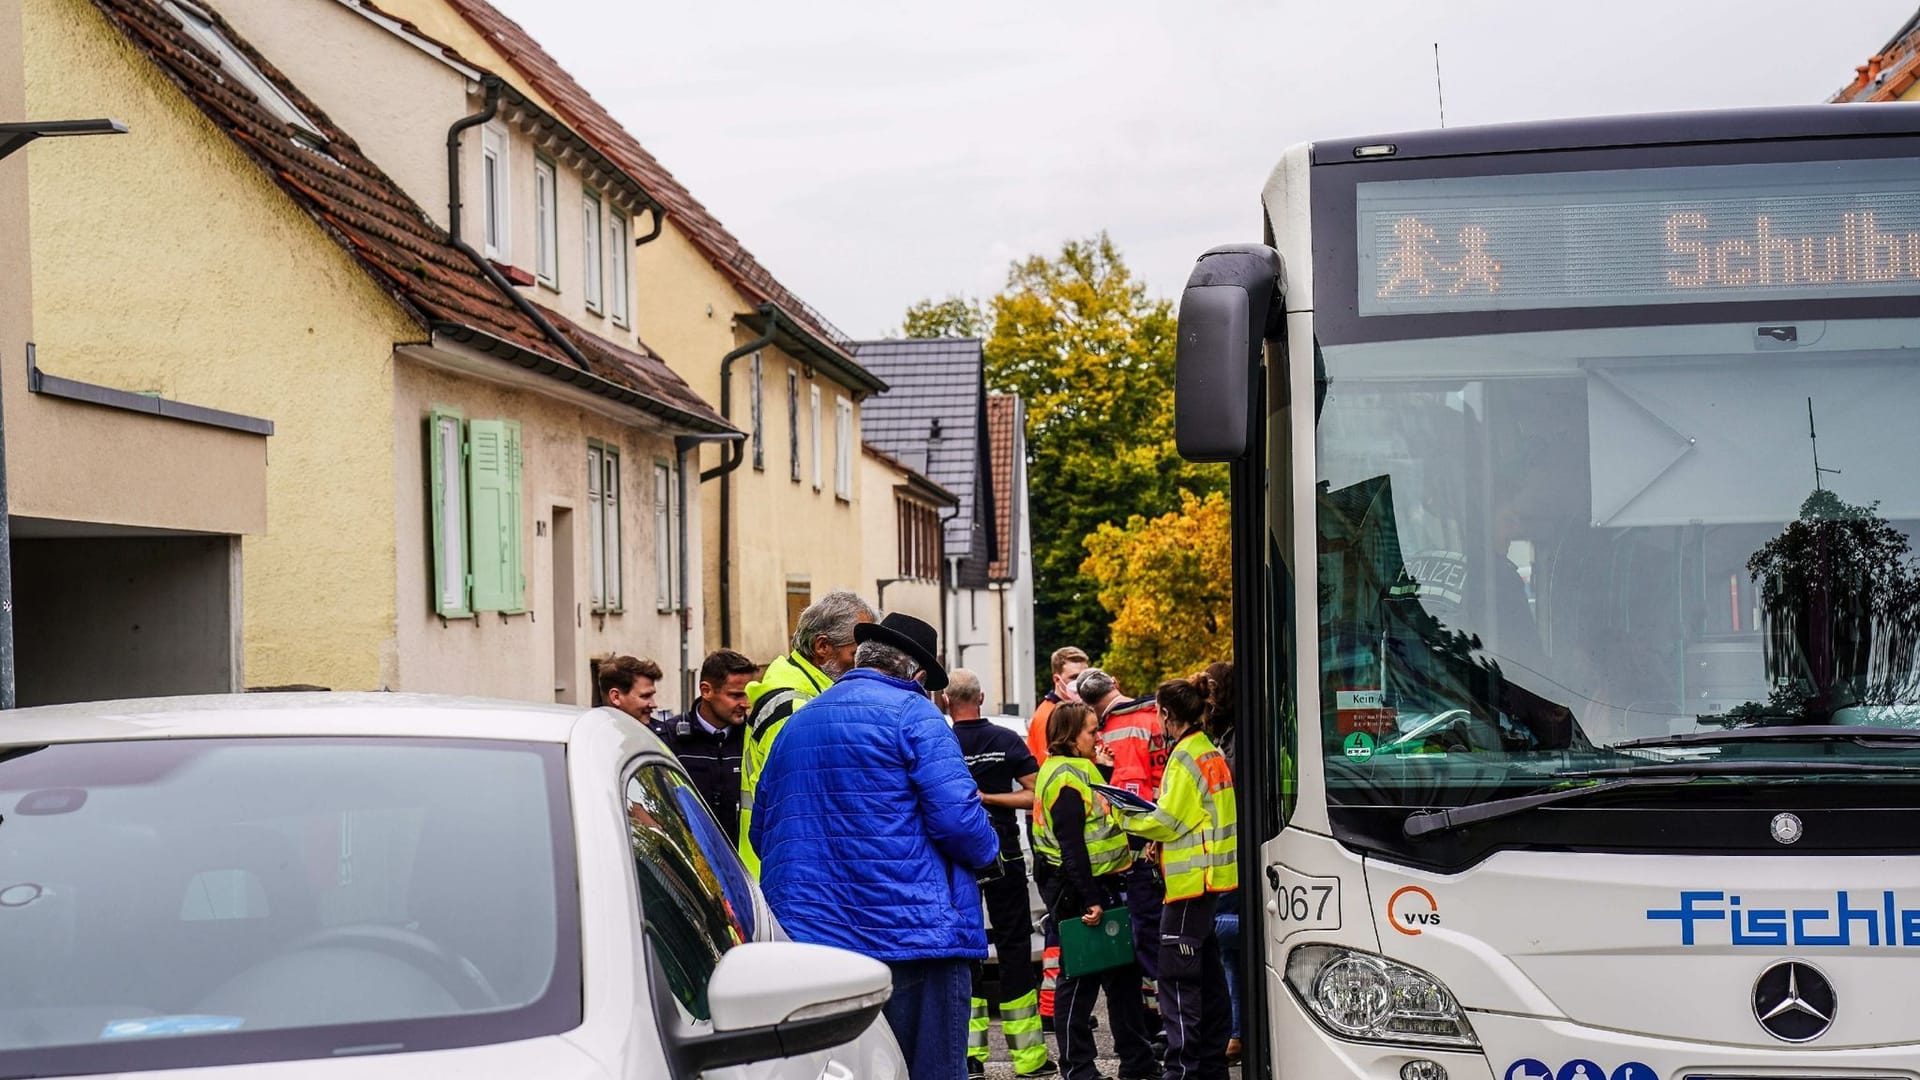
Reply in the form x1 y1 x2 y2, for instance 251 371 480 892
946 669 1056 1078
649 649 758 839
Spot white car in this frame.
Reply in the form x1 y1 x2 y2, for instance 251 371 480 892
0 694 906 1080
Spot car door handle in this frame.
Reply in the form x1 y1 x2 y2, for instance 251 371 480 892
818 1061 854 1080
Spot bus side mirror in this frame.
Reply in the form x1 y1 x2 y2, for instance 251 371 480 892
1175 244 1284 462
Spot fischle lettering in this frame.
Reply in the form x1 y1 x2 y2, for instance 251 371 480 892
1646 889 1920 946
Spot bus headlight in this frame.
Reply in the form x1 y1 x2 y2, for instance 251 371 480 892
1284 945 1478 1048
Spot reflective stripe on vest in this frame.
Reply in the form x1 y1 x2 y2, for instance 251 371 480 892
1031 757 1132 878
1156 732 1239 901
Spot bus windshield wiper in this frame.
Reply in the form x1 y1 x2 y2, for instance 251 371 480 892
1614 725 1920 751
1402 759 1920 838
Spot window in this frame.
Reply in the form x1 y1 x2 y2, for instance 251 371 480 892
897 496 941 580
834 396 854 501
165 1 325 147
0 737 578 1074
429 408 469 617
810 385 822 491
749 353 764 471
429 411 526 616
582 192 603 314
787 371 801 483
608 211 630 327
534 158 557 287
482 125 508 260
654 462 677 612
626 764 755 1022
588 443 620 612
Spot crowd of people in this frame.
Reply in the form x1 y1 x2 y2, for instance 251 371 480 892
594 590 1243 1080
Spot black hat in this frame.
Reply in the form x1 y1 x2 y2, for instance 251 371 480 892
853 612 949 691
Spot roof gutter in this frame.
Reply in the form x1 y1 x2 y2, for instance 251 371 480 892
700 304 780 646
446 75 593 375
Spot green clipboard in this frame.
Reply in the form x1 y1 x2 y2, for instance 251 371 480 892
1057 906 1135 979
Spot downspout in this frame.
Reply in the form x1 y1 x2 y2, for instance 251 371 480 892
446 76 594 373
673 434 730 709
699 303 779 646
938 502 962 668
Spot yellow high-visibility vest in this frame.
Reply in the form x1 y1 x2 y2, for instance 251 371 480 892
1122 730 1238 901
1032 756 1133 878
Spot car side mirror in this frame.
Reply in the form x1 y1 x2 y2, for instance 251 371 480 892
663 941 892 1074
1174 244 1285 462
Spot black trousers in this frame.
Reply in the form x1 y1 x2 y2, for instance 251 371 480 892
1046 876 1156 1080
1124 856 1165 1036
1158 894 1230 1080
972 855 1039 1001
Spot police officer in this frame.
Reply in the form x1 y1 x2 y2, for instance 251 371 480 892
649 649 758 839
1118 676 1237 1080
946 669 1055 1078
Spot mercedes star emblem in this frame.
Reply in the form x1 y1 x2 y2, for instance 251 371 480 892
1752 960 1835 1042
1769 812 1804 845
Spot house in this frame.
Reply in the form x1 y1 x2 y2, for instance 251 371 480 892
1832 11 1920 101
987 393 1037 716
853 337 1016 698
362 0 888 668
859 441 956 634
19 0 733 705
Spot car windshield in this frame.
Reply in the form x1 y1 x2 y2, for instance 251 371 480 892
0 737 578 1078
1315 316 1920 811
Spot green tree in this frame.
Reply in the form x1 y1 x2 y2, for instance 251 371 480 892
1082 490 1233 693
982 233 1224 674
900 295 987 339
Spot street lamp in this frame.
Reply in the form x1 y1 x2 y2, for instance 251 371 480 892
0 118 128 709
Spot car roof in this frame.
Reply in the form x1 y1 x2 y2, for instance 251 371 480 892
0 693 594 746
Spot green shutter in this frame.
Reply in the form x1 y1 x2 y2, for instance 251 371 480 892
427 407 471 618
467 418 525 613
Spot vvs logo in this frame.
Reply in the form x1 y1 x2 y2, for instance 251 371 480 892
1388 885 1441 936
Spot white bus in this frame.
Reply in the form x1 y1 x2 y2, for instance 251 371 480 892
1175 104 1920 1080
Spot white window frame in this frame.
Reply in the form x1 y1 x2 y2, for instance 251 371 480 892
834 396 853 501
166 1 325 146
433 412 467 614
589 442 622 613
482 124 509 261
608 211 631 327
787 370 801 483
582 191 604 314
810 385 823 491
654 461 677 612
534 158 558 288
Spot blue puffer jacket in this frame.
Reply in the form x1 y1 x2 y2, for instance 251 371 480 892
751 668 1001 961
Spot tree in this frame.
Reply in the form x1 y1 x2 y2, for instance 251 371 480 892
900 295 987 339
1082 490 1232 693
982 233 1225 672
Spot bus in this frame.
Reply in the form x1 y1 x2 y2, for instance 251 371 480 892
1175 104 1920 1080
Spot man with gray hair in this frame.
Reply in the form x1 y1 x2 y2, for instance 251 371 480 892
754 613 1001 1080
736 589 876 875
945 670 1053 1076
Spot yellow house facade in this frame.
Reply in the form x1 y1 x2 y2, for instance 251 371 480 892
859 442 952 632
368 0 890 668
22 0 734 706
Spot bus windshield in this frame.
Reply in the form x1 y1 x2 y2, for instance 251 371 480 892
1315 314 1920 812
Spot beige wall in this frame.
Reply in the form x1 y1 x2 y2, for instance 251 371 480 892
393 351 699 708
216 0 465 223
857 452 940 628
25 0 417 690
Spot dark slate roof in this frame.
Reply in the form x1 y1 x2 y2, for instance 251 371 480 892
987 394 1020 582
437 0 884 393
85 0 732 435
853 338 995 586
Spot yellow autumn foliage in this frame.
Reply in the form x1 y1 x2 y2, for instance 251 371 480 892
1081 489 1233 695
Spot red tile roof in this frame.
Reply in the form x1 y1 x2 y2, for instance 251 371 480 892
437 0 860 361
1832 11 1920 102
85 0 731 434
987 394 1018 581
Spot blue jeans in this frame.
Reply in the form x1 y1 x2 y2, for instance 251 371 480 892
1215 911 1241 1039
883 958 973 1080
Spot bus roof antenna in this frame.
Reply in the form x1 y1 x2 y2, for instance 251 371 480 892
1433 43 1447 128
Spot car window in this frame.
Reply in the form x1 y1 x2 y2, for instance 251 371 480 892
0 737 579 1077
625 764 754 1022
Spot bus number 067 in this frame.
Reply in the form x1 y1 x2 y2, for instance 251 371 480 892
1279 884 1334 922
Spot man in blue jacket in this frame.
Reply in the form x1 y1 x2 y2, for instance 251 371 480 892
753 612 1001 1080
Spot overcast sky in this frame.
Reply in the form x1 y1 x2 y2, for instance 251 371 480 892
491 0 1914 339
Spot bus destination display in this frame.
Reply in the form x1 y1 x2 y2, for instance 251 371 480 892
1356 158 1920 316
